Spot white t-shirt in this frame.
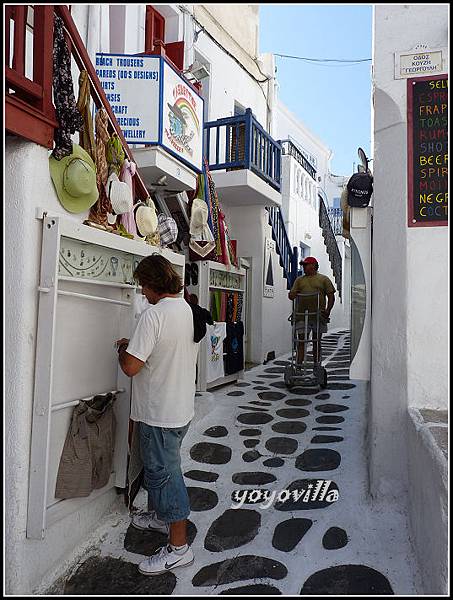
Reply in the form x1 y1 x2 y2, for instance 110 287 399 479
206 322 227 383
127 297 199 428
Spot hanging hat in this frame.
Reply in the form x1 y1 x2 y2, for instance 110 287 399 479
157 213 178 247
49 144 98 213
190 197 214 241
105 172 133 215
134 200 158 237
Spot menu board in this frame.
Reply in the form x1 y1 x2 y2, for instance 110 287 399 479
407 75 448 227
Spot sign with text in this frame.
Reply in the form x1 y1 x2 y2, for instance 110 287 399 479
96 54 160 143
95 54 203 172
162 61 204 171
407 75 448 227
395 48 447 79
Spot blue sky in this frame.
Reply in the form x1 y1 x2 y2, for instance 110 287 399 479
259 4 373 176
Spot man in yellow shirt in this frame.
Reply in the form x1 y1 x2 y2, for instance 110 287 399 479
288 256 336 366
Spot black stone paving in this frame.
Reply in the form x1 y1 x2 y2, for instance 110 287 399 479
300 565 393 594
272 518 313 551
322 527 349 550
204 509 261 552
64 556 177 595
192 556 288 587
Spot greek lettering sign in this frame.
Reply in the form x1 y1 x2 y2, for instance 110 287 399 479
395 48 447 79
96 54 160 143
407 75 448 227
162 61 204 171
95 54 203 172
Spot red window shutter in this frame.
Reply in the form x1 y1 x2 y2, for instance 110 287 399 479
145 6 165 53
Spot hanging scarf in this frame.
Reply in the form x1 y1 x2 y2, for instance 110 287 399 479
119 159 138 237
88 108 112 226
76 70 96 162
106 133 125 177
51 15 83 160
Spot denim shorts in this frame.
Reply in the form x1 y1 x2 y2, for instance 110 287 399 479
139 421 191 523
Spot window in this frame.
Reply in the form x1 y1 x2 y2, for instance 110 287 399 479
145 6 165 53
333 197 341 209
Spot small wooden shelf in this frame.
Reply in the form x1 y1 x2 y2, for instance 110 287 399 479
209 285 245 292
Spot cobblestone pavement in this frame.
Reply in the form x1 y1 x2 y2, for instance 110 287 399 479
49 329 422 595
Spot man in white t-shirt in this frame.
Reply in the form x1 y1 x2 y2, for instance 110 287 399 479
116 254 199 576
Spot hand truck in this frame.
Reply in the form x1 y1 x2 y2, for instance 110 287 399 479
284 291 328 391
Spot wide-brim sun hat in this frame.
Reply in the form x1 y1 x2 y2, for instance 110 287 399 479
106 172 133 215
134 201 158 237
49 143 99 213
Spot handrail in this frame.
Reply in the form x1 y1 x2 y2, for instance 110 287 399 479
281 139 317 180
319 197 342 298
204 108 281 191
267 206 298 289
327 207 343 236
5 5 149 200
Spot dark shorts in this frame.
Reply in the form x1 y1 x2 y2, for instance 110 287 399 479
139 421 191 523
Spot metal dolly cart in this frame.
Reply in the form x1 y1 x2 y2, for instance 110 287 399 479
285 291 328 390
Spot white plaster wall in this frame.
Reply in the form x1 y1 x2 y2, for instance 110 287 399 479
5 139 118 594
194 28 268 126
407 409 448 594
370 4 448 500
281 155 349 331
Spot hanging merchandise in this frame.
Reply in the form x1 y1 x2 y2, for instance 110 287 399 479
55 393 116 499
49 143 98 213
226 292 235 323
51 14 84 160
204 159 223 261
106 133 126 177
220 292 227 322
188 171 216 261
218 210 231 267
232 292 239 322
236 293 244 322
134 200 159 246
76 70 96 162
157 213 178 247
225 321 245 375
88 108 113 228
206 322 227 383
119 159 138 238
105 172 133 216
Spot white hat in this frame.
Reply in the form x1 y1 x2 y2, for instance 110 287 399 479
190 197 214 241
106 172 133 215
134 200 158 237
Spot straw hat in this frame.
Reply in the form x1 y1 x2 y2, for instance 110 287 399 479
49 144 98 213
134 200 158 237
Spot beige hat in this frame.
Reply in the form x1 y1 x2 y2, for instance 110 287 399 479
134 200 158 237
190 197 214 241
106 172 133 215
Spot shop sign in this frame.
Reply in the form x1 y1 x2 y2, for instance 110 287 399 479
407 75 448 227
264 238 275 298
95 53 204 172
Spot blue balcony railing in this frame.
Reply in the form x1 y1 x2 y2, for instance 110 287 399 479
204 108 281 191
267 206 299 290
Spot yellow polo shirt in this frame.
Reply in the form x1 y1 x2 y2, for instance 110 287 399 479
290 274 336 322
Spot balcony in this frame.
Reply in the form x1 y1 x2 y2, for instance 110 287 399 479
327 207 343 236
204 108 282 207
281 139 317 180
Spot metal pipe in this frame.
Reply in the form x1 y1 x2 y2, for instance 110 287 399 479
58 290 132 306
51 389 126 412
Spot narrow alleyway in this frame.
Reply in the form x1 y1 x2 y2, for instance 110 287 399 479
47 330 422 595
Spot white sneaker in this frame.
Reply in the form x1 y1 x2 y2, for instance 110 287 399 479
138 544 194 576
131 511 169 535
